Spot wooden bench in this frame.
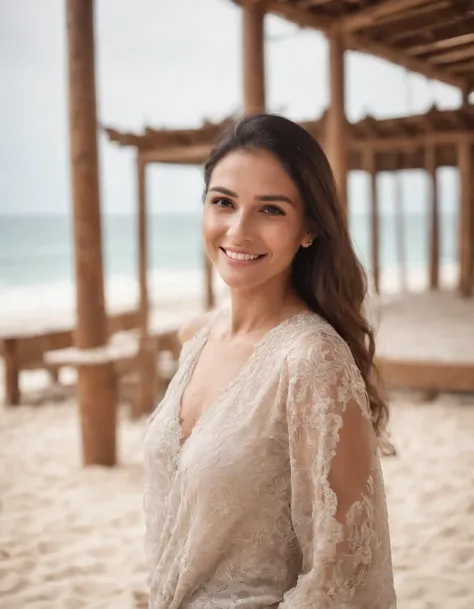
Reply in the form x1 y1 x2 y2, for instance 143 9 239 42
43 325 181 413
0 310 140 406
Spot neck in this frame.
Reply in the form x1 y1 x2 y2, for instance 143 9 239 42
227 275 306 337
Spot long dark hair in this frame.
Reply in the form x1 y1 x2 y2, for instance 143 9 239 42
203 113 389 437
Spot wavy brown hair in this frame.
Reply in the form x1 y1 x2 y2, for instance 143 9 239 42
203 113 389 437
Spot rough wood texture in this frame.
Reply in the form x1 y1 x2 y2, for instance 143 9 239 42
66 0 116 465
77 363 117 467
243 0 266 113
326 30 348 213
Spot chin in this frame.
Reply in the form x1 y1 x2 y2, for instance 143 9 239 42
216 266 266 292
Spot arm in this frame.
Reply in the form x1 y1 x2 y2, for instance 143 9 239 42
280 330 394 608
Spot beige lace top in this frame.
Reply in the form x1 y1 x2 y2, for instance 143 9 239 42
143 310 396 609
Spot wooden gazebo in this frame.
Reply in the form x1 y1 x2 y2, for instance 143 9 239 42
65 0 473 466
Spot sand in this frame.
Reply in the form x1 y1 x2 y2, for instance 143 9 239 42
1 385 474 608
1 266 474 608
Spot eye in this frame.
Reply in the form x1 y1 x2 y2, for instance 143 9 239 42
262 205 285 216
210 197 233 209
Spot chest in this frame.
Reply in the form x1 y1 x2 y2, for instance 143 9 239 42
178 337 255 439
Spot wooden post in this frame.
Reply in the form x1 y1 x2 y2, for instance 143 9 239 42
4 339 20 406
66 0 117 466
204 253 215 311
426 147 439 290
134 155 155 417
326 30 348 214
394 160 407 293
243 0 265 114
365 150 380 293
458 141 474 297
462 88 470 107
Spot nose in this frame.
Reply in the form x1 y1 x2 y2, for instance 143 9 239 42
226 208 253 243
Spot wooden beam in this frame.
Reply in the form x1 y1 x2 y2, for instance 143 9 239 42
409 32 474 57
66 0 116 466
264 0 334 30
364 150 380 293
243 0 266 113
353 131 474 152
326 30 348 213
379 358 474 392
140 144 211 165
450 59 474 76
337 0 429 34
429 45 474 66
425 147 440 290
346 33 468 90
458 141 474 297
380 5 469 44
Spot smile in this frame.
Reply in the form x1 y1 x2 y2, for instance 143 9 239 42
220 248 266 262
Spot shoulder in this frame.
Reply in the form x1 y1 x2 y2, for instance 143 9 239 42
284 313 368 409
286 312 353 366
178 311 215 345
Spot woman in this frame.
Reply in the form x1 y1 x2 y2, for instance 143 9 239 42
143 114 397 608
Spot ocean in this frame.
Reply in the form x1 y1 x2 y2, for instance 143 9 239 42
0 211 458 315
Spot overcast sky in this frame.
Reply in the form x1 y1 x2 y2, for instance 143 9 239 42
0 0 465 216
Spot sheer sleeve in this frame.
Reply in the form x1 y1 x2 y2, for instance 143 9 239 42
279 328 395 608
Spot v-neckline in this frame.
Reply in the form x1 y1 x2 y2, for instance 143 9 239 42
175 309 314 451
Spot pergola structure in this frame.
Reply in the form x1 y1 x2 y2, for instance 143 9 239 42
66 0 474 465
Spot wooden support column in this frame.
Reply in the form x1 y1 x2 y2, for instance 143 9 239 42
204 253 215 311
458 141 474 297
394 160 407 293
326 30 348 214
462 88 470 107
243 0 266 114
134 155 156 417
3 339 20 406
66 0 117 466
426 147 440 290
365 150 380 293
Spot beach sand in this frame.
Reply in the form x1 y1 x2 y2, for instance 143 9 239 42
2 386 474 608
1 267 474 608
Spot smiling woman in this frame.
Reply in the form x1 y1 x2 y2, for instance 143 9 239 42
143 114 397 609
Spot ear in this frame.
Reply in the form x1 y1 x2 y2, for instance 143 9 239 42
301 232 315 248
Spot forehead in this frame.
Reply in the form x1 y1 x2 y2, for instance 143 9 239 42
209 149 299 199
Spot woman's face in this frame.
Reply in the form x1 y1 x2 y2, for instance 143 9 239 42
203 149 312 292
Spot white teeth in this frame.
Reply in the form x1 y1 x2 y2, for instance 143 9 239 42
224 250 261 261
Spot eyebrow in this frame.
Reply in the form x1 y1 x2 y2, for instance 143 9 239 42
208 186 294 207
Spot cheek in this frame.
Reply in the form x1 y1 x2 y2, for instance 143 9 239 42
202 208 223 244
264 220 304 254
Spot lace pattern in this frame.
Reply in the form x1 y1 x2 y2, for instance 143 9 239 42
143 311 396 608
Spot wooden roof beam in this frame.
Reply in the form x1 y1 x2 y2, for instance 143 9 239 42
263 0 335 30
346 33 469 91
369 3 470 45
429 45 474 66
451 59 474 75
409 31 474 57
336 0 430 33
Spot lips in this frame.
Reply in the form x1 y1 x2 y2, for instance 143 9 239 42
220 247 266 262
